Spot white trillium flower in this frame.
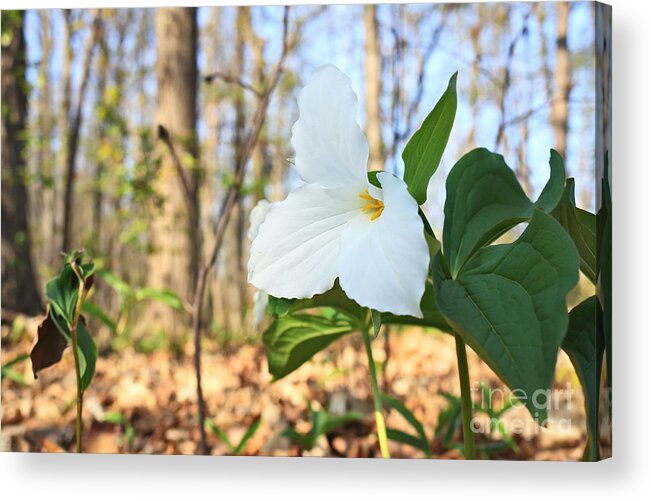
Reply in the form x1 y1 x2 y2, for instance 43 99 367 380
248 200 272 330
248 64 429 318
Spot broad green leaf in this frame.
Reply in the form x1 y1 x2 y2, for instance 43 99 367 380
268 295 293 318
402 72 457 205
562 296 601 461
381 281 451 332
597 162 612 399
551 178 597 283
287 283 365 325
76 320 97 391
45 264 80 325
443 148 565 277
46 309 96 391
434 211 579 422
263 314 356 380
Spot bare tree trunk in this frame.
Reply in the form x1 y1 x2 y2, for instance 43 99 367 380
56 10 73 260
552 2 571 159
92 27 109 252
34 10 54 270
1 11 42 316
149 7 199 333
363 5 384 170
61 10 102 252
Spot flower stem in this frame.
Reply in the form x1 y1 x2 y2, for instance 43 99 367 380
70 263 87 453
362 325 390 458
454 334 476 460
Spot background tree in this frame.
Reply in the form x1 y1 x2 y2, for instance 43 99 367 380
363 4 384 170
149 7 200 334
1 11 42 316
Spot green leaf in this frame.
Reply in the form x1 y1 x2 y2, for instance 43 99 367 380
402 72 457 205
134 287 183 310
204 419 233 451
381 281 451 332
82 300 117 333
286 282 365 324
96 269 132 297
263 314 356 380
443 148 566 277
386 428 431 457
536 149 566 212
76 320 97 392
233 416 262 455
1 354 29 385
381 393 430 449
319 411 365 436
551 178 597 283
267 295 294 318
371 310 382 339
434 211 579 422
562 296 601 461
45 264 80 325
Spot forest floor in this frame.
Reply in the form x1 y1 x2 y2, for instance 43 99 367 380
1 322 586 460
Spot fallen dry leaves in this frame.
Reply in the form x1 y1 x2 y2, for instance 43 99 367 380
1 324 585 460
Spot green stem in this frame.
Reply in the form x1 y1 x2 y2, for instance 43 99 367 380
362 325 390 459
454 334 476 460
70 263 86 453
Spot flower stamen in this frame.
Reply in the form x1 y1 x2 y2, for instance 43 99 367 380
359 188 384 221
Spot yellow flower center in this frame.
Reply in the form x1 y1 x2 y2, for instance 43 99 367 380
359 188 385 221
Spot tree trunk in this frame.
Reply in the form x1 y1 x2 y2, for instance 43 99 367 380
1 11 43 315
149 7 199 333
363 5 384 170
61 10 102 252
552 2 571 159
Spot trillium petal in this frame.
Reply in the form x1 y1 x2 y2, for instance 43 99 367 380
291 65 369 188
339 172 429 317
247 199 271 241
248 183 362 299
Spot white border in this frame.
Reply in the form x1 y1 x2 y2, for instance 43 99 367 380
2 0 651 499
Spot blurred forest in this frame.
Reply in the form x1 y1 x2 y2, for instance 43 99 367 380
2 3 601 458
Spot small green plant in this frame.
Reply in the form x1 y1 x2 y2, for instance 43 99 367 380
1 353 29 386
382 385 519 459
204 416 262 455
381 392 433 458
30 250 97 453
435 385 520 458
282 401 364 453
82 269 183 350
102 411 136 452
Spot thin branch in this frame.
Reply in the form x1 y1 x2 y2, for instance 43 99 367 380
61 10 102 252
494 8 532 149
157 124 195 208
190 6 292 455
203 71 263 97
